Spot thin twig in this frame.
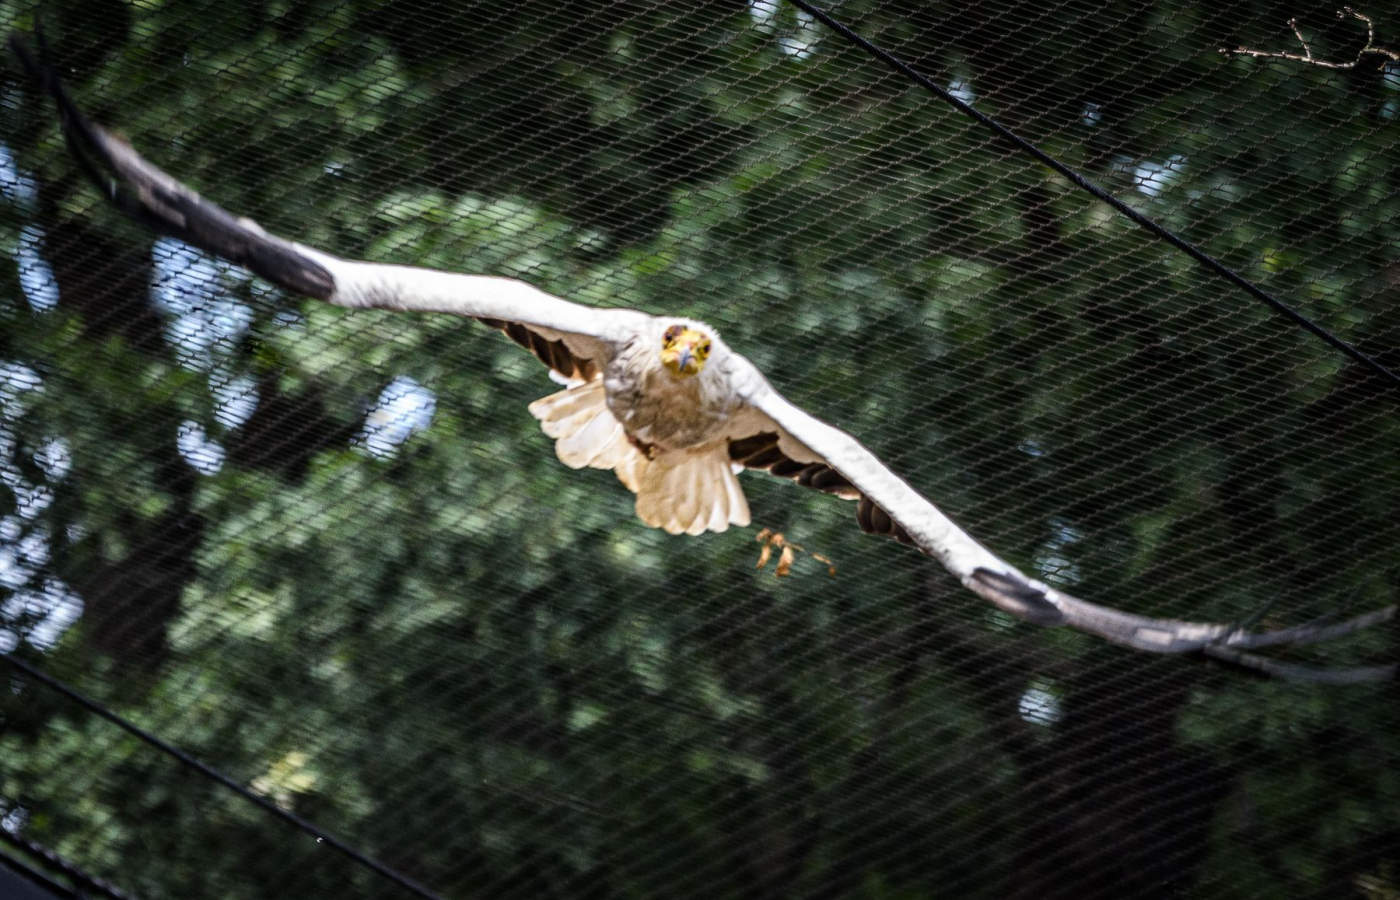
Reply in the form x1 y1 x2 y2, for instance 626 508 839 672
1290 17 1316 62
1222 7 1400 68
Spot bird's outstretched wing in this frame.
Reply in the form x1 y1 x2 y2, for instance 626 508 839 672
725 356 1396 683
7 36 647 382
15 37 1393 681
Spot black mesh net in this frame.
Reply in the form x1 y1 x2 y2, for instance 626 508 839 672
1 1 1398 898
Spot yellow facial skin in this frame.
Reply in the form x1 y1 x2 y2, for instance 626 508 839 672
659 325 712 378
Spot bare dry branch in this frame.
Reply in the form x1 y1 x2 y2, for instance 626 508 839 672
1221 7 1399 69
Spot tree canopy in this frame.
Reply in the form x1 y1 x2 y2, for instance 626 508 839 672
1 1 1397 898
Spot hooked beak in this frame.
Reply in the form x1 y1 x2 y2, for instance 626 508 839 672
661 327 708 377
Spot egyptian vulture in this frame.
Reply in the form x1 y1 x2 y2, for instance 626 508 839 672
11 39 1393 682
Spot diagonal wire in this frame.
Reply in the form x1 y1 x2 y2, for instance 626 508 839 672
0 848 81 900
0 830 139 900
0 653 448 900
785 0 1400 394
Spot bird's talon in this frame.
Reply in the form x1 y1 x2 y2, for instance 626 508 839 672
776 544 796 577
754 528 834 578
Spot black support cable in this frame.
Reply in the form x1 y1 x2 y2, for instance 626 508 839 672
0 847 80 900
0 653 448 900
0 830 138 900
785 0 1400 394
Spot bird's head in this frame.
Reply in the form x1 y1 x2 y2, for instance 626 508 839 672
659 324 713 378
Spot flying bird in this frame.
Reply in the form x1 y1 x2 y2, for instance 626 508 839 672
11 38 1394 682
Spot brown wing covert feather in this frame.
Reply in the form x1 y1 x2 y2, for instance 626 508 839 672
728 432 914 545
477 317 598 382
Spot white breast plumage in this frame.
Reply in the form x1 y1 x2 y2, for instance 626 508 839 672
604 324 742 452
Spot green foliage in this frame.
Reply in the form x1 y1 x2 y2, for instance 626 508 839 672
1 1 1397 898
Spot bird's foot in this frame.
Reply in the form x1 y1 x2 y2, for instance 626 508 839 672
755 528 836 577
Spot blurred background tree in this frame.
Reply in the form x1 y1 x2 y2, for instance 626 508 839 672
0 1 1397 898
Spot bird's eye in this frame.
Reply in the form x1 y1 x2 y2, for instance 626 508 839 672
663 325 684 343
699 341 712 355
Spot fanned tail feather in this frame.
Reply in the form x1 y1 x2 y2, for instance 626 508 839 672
530 382 751 534
635 447 751 536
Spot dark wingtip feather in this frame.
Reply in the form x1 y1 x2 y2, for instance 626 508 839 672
8 33 336 301
969 568 1065 627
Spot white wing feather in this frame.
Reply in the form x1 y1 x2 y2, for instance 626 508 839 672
727 354 1396 681
27 62 645 368
295 248 650 365
724 355 1057 620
